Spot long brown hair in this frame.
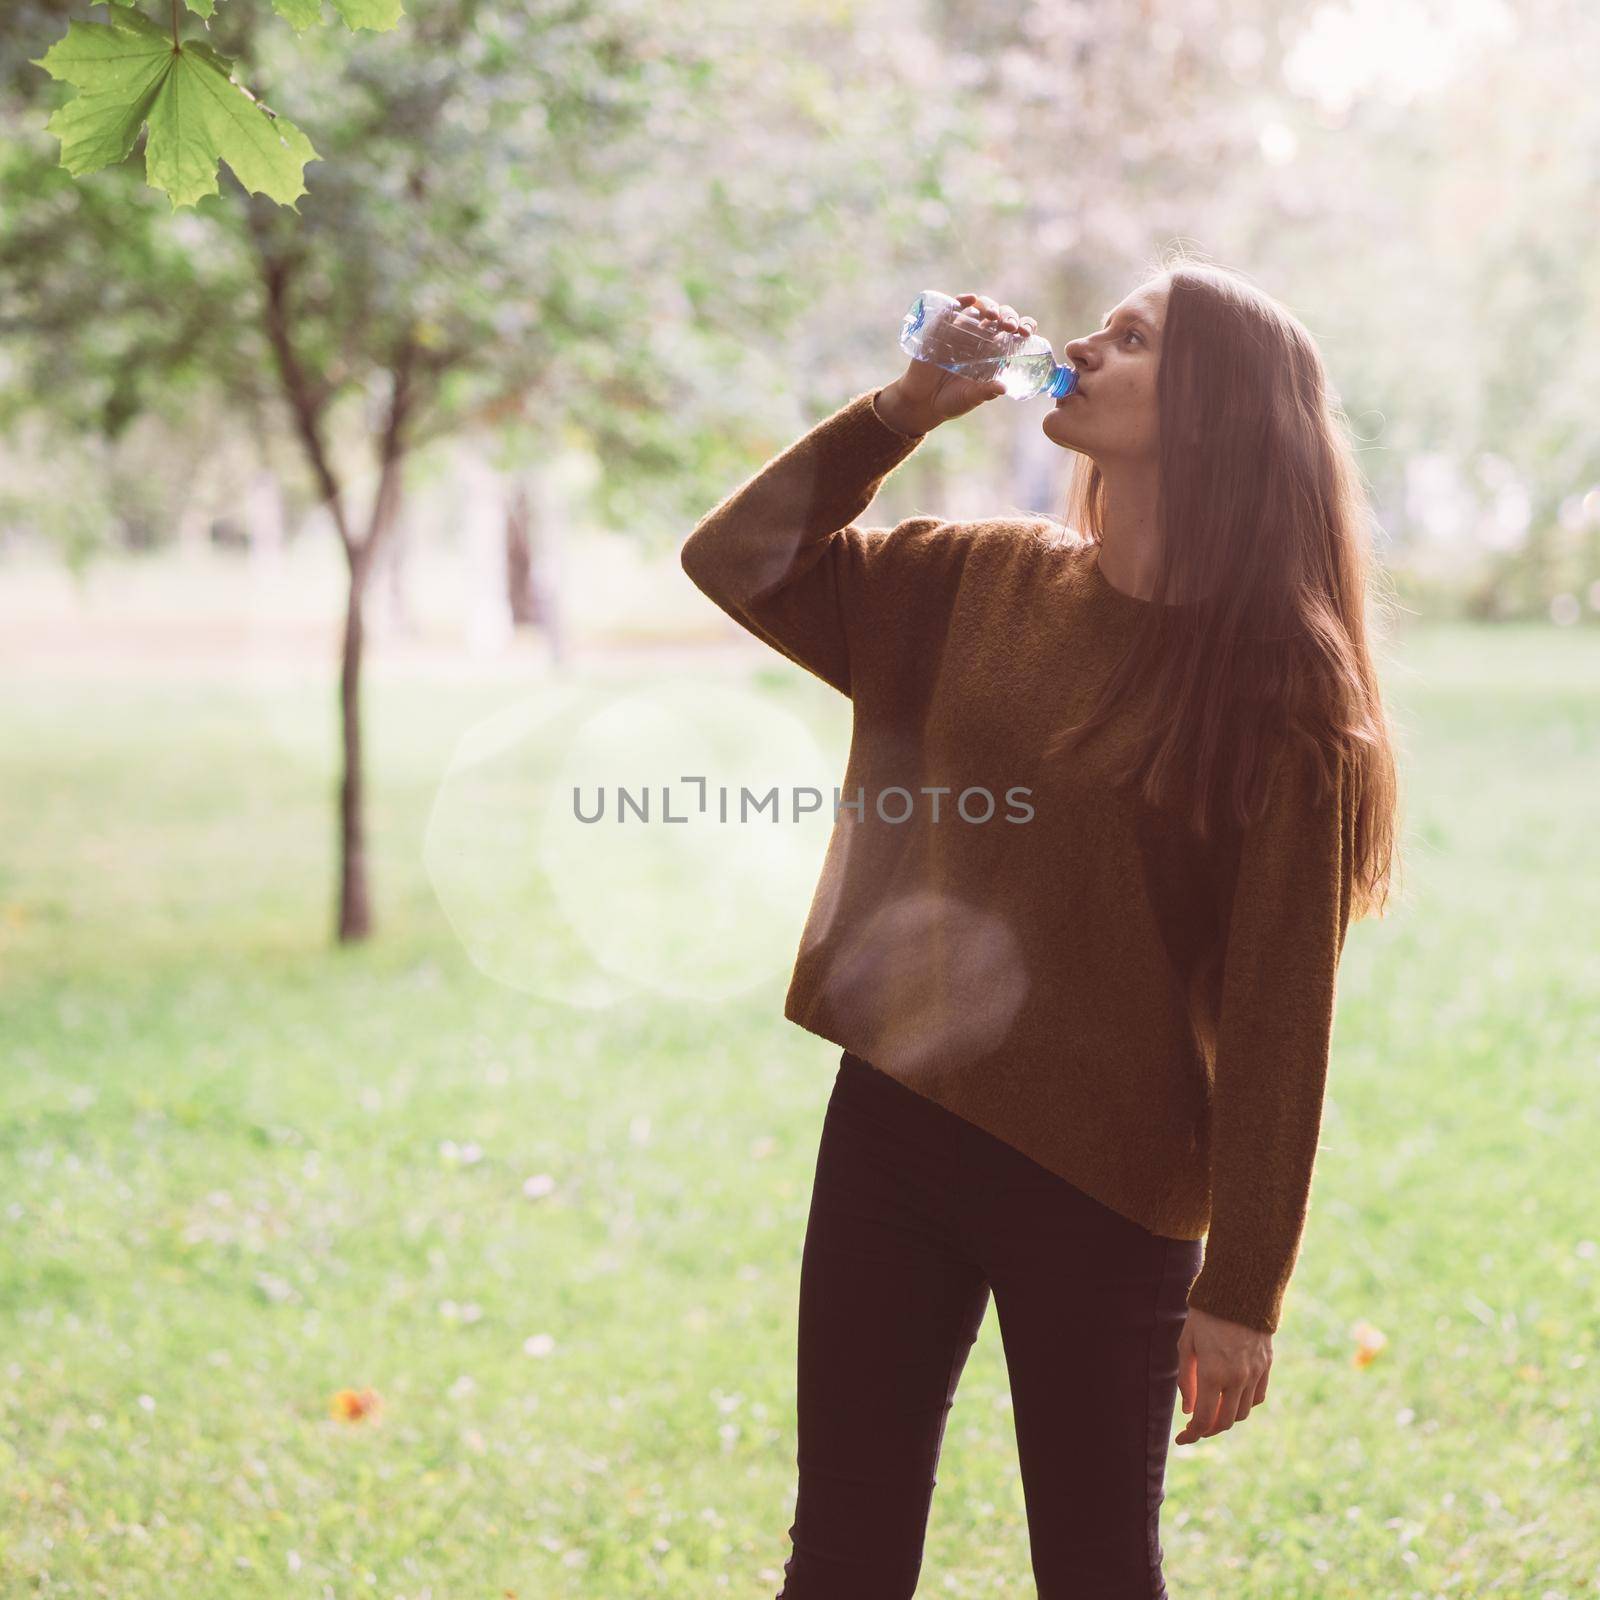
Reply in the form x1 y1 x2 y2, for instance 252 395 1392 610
1041 247 1403 924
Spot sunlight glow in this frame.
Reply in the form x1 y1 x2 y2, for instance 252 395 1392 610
1283 0 1519 112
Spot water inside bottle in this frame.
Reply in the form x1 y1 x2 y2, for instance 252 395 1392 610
900 293 1075 399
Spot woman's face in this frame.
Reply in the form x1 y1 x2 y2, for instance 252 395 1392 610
1042 276 1168 463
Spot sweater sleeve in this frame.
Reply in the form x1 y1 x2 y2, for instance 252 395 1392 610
1184 741 1358 1335
678 387 943 698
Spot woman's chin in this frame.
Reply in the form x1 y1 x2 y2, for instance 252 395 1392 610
1040 415 1091 457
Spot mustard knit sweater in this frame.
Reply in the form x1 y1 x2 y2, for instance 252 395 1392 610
679 386 1357 1335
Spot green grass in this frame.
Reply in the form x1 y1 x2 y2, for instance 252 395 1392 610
1 625 1597 1598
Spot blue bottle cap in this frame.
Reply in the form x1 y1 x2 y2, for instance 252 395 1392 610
1047 364 1079 399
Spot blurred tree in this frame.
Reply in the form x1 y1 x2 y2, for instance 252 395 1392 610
0 0 990 943
2 0 688 939
208 0 683 939
1235 0 1600 618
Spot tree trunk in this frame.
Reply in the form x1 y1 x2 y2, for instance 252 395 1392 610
337 548 373 942
539 541 567 670
254 241 422 947
512 466 568 667
505 479 540 628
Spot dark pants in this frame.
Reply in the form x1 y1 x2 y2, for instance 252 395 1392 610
777 1049 1203 1600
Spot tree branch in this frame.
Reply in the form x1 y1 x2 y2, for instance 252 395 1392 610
253 244 355 556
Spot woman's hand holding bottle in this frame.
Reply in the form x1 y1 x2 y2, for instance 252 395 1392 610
875 292 1040 436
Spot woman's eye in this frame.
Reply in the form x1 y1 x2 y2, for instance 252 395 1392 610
1122 329 1142 346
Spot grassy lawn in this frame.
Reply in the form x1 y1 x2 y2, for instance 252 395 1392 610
2 624 1597 1598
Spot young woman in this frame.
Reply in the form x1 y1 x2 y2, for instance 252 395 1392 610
680 253 1402 1599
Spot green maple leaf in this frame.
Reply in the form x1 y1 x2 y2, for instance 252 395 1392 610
32 7 320 210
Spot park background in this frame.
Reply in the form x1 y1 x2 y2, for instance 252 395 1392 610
2 0 1598 1595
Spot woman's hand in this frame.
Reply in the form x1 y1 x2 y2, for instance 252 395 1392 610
876 291 1039 434
1174 1305 1273 1445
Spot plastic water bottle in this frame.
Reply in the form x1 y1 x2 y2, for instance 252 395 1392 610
899 289 1079 400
